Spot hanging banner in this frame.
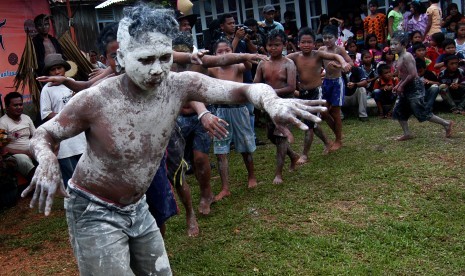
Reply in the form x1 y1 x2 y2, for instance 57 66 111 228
0 0 51 111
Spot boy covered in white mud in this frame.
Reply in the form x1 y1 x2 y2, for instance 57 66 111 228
390 31 453 140
254 29 299 184
22 4 326 275
286 27 351 164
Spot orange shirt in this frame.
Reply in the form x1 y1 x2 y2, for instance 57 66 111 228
364 13 387 45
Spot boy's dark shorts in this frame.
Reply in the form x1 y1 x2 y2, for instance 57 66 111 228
392 78 433 122
298 87 322 129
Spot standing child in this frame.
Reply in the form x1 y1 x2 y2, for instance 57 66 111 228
424 0 443 42
319 24 354 151
390 31 453 140
455 22 465 56
364 0 386 45
254 29 299 184
287 27 351 164
373 64 399 118
208 39 258 199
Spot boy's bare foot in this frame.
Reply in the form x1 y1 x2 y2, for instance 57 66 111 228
289 154 300 172
323 141 334 155
248 178 257 188
187 215 199 237
296 155 308 165
446 121 454 138
198 195 215 215
330 141 342 151
214 190 231 201
395 135 414 141
273 175 283 184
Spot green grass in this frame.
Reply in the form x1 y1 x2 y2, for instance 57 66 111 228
1 113 465 275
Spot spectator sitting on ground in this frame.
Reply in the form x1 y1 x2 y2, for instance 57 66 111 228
412 42 432 69
434 38 465 71
373 64 399 118
0 92 36 181
437 54 465 114
343 52 369 122
426 32 445 74
360 50 378 96
415 57 440 113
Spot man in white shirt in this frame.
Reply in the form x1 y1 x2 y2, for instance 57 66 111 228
0 92 36 180
40 54 86 187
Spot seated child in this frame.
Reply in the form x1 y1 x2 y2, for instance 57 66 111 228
373 64 399 118
416 58 440 112
407 30 424 53
426 32 445 75
360 50 378 96
437 54 465 114
412 42 432 69
434 38 465 71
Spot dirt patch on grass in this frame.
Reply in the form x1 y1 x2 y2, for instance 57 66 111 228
0 197 78 275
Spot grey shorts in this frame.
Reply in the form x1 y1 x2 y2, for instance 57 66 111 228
65 182 172 275
213 106 256 154
392 78 433 122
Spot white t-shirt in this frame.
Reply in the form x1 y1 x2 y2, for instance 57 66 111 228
0 114 35 152
40 82 87 159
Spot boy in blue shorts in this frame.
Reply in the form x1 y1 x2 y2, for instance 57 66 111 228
318 25 353 151
208 39 257 200
390 31 454 140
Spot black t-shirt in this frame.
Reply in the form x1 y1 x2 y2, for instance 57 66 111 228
420 70 439 90
343 67 367 96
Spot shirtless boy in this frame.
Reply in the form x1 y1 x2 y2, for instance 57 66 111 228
390 31 453 140
318 25 354 151
254 29 299 184
208 38 257 200
287 27 351 164
22 4 326 275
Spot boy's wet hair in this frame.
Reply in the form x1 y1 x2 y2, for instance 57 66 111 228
97 22 118 56
415 57 426 69
444 54 459 66
322 25 338 38
442 38 455 49
377 64 391 75
391 31 409 46
173 31 194 53
267 29 287 44
119 3 179 43
298 27 315 42
412 42 426 53
431 32 445 45
212 38 232 54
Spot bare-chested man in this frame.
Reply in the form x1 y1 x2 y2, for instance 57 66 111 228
22 4 326 275
208 38 257 201
390 31 453 140
254 29 299 184
287 27 351 164
318 25 354 151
